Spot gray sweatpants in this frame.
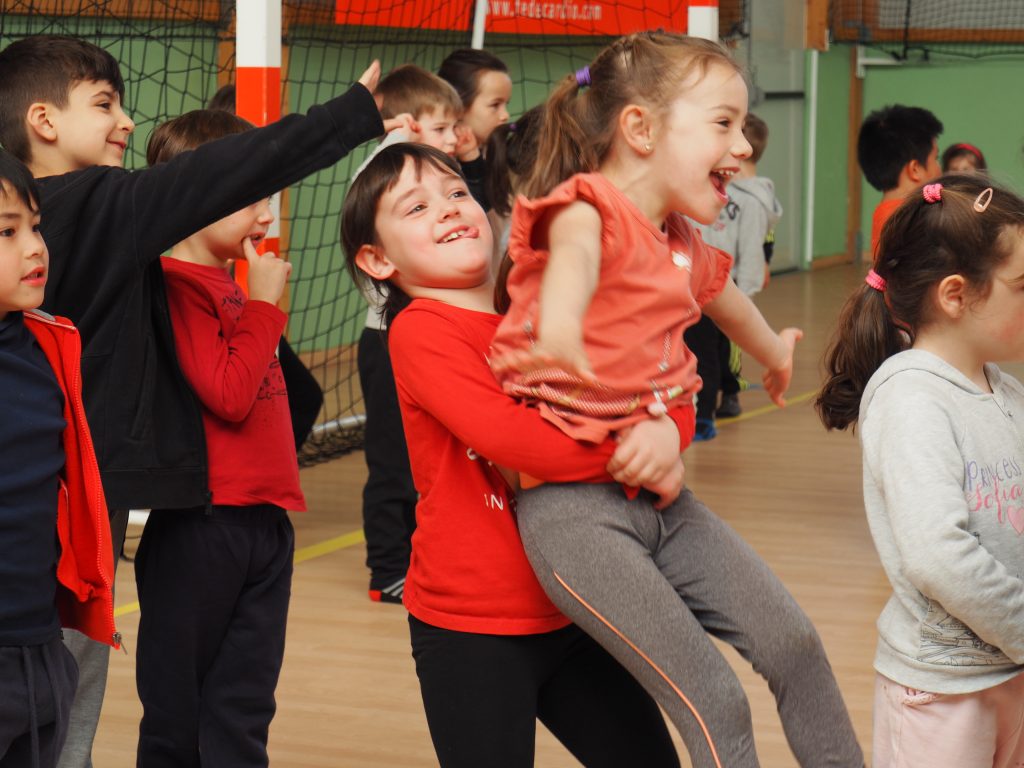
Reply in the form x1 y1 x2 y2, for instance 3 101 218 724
517 485 864 768
57 507 129 768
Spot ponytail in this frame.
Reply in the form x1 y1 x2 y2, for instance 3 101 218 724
816 284 907 431
522 74 597 199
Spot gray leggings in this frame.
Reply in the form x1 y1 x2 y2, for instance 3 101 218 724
517 485 864 768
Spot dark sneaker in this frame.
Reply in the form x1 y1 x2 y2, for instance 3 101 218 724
716 393 742 418
369 577 405 605
693 418 717 442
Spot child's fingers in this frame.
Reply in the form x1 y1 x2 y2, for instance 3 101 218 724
357 60 381 92
241 236 259 262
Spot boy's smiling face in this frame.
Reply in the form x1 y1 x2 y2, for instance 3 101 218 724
0 184 48 321
47 79 135 170
415 107 459 157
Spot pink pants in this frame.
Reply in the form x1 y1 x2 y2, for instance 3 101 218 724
873 671 1024 768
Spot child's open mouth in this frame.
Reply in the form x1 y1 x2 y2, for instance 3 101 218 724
710 168 735 202
22 267 46 285
438 226 477 244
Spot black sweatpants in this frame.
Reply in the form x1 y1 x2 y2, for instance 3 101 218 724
409 615 680 768
134 505 294 768
357 327 417 591
684 314 736 421
0 636 79 768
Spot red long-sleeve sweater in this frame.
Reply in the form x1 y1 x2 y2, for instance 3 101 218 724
389 299 694 635
161 258 305 512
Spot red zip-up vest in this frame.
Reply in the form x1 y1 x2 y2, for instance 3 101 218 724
24 309 118 649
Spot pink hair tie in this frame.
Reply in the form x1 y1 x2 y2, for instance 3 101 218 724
923 183 943 204
865 269 886 292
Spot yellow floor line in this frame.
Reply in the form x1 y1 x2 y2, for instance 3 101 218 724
716 388 818 426
114 391 816 618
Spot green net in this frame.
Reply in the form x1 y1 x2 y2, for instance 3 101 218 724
831 0 1024 59
1 0 747 465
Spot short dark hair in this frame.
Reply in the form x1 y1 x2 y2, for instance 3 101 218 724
437 48 509 109
0 35 126 162
376 64 463 121
146 109 254 166
743 113 769 164
340 143 465 325
207 83 236 113
941 142 987 172
857 104 943 192
0 148 41 212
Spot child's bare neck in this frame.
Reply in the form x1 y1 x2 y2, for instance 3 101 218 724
408 283 496 314
27 150 83 179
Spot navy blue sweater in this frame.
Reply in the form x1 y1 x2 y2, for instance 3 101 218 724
0 312 64 645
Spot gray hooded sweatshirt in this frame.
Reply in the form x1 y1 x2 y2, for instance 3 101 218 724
860 349 1024 694
695 176 782 297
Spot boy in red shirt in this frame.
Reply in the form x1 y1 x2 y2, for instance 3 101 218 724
135 110 303 768
0 148 116 768
857 104 943 256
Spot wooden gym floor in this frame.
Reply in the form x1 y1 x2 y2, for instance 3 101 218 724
96 262 896 766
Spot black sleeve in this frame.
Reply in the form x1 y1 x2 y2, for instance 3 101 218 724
460 156 491 212
49 83 383 272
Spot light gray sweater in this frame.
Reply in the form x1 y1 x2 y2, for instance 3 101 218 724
694 176 782 297
860 349 1024 694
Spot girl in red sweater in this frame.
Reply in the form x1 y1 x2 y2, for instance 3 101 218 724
343 142 684 768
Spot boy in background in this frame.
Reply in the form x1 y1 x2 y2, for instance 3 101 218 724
856 104 943 256
137 109 303 767
0 34 390 766
355 64 464 604
685 113 783 433
0 149 115 768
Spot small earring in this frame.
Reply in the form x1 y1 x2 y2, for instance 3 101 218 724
644 142 652 152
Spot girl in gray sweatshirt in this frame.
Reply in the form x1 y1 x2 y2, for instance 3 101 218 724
817 175 1024 767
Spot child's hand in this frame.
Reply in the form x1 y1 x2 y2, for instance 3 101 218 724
491 328 597 385
383 112 421 138
454 123 480 162
763 327 803 407
243 236 291 306
359 60 383 106
608 416 684 509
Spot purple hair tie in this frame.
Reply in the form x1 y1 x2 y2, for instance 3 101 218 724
923 183 943 204
574 66 591 88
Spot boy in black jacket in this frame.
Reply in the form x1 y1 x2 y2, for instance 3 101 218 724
0 35 392 767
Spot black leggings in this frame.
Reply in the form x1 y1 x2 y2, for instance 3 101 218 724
409 615 680 768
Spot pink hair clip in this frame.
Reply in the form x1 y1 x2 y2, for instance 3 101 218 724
973 187 994 213
865 269 886 292
923 183 943 204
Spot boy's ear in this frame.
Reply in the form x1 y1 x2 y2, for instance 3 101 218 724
26 102 59 144
354 244 396 281
935 273 968 318
618 103 654 156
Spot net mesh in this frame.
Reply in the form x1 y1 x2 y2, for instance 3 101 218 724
831 0 1024 59
0 0 747 464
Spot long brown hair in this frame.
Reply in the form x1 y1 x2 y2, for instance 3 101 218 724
817 175 1024 431
522 31 740 199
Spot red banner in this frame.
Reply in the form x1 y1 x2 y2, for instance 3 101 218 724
335 0 689 35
